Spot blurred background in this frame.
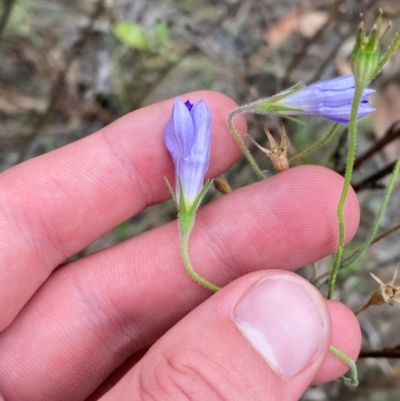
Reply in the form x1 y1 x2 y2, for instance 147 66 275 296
0 0 400 399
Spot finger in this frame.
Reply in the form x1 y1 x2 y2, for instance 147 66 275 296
0 91 245 331
85 348 150 401
0 166 360 401
85 302 361 400
97 271 356 401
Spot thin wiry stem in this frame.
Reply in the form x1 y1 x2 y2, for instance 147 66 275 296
228 106 265 180
289 123 340 165
341 157 400 268
327 84 364 299
180 220 220 293
329 345 358 386
371 30 400 81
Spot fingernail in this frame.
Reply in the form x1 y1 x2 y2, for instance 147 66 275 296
234 274 328 377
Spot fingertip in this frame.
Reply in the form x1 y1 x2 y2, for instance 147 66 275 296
280 165 360 249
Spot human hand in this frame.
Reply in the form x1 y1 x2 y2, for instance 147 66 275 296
0 91 361 400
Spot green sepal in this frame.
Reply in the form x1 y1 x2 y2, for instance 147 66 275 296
190 179 214 213
250 82 306 124
255 101 305 116
178 178 214 235
164 177 178 209
177 177 187 212
254 91 305 115
351 11 382 87
178 178 213 214
268 81 304 102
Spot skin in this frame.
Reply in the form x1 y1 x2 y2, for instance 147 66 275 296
0 91 361 401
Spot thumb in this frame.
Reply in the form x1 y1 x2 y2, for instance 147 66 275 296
100 271 346 401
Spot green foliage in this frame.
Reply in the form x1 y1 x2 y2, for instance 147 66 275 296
112 22 149 51
153 21 170 45
4 0 31 36
112 21 170 52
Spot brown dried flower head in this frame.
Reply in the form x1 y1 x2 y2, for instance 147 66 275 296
355 265 400 315
248 123 290 173
369 267 400 305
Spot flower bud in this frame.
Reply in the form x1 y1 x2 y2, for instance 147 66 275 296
253 75 374 123
351 11 382 87
164 98 212 210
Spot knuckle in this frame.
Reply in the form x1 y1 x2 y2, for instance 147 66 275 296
138 347 232 401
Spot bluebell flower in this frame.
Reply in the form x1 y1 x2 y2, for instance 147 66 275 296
164 98 212 208
266 75 375 124
275 75 375 123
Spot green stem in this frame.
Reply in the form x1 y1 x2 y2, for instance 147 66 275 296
341 157 400 268
371 30 400 82
228 106 266 180
180 215 220 292
289 123 340 165
329 345 359 386
327 84 364 299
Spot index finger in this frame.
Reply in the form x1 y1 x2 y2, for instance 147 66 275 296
0 91 246 331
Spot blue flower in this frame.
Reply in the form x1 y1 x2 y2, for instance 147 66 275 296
164 98 212 208
276 75 375 123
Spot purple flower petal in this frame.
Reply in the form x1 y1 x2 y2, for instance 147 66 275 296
278 75 375 123
164 98 195 162
318 104 375 123
178 99 212 202
164 98 212 206
314 75 356 91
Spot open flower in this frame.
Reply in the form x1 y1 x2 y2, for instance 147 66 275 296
275 75 375 123
164 98 212 209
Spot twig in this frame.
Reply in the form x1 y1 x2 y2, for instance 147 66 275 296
16 0 106 164
371 222 400 245
353 160 397 192
311 40 344 82
338 121 400 175
282 0 344 86
359 345 400 358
